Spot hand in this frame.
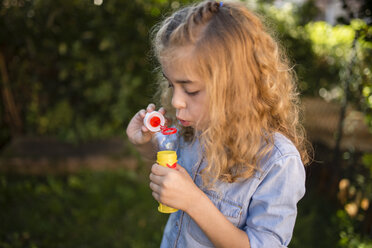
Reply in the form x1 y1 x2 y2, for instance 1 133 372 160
126 103 167 145
149 163 202 212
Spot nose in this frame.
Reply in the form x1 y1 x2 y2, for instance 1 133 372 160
171 89 186 110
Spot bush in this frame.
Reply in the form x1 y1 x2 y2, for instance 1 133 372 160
0 168 169 248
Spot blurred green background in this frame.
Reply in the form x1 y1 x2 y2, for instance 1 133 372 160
0 0 371 247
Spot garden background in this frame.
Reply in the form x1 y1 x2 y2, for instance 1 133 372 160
0 0 371 247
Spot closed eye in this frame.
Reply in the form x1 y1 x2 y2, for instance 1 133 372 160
186 91 199 96
167 82 199 96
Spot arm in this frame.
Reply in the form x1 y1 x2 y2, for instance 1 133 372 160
149 163 250 248
187 189 251 248
187 155 305 248
243 155 306 247
150 155 305 248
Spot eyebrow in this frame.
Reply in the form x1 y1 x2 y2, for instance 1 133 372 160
162 71 193 84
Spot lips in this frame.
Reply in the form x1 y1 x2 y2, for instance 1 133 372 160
177 117 191 126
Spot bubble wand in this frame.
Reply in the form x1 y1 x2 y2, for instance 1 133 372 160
143 111 179 213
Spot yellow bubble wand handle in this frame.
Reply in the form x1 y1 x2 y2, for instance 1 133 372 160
156 150 179 214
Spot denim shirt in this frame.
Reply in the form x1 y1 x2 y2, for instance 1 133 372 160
156 131 306 248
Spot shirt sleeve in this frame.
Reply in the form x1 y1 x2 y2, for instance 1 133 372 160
244 155 306 248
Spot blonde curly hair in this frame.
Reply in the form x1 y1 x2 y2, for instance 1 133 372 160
150 0 311 189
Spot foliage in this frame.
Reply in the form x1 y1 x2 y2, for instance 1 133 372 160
333 152 372 248
304 19 372 245
0 168 168 248
338 210 372 248
305 20 372 127
255 1 372 245
256 2 339 96
257 2 372 108
1 0 369 140
291 185 340 248
0 0 188 143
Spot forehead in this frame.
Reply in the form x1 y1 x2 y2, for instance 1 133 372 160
160 45 202 83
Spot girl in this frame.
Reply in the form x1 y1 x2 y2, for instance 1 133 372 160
126 0 311 247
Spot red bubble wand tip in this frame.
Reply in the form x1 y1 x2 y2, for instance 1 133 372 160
160 125 177 135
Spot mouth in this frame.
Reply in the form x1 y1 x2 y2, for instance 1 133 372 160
177 117 191 127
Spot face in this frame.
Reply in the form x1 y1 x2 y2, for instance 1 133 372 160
161 46 209 131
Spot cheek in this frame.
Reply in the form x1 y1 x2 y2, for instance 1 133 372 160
192 96 208 120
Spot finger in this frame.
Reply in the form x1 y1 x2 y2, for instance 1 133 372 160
141 125 149 133
175 163 184 171
175 164 188 175
149 181 161 193
159 107 166 115
139 109 146 118
147 103 156 113
152 191 160 202
149 172 163 184
158 108 170 125
151 163 169 176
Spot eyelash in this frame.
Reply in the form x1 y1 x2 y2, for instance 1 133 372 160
167 83 199 96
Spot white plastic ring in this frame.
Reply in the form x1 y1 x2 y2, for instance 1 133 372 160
143 111 165 132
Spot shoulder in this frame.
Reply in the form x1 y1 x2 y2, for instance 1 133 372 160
272 132 301 158
255 132 304 180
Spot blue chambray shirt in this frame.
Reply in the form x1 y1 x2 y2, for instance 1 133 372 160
156 131 306 248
